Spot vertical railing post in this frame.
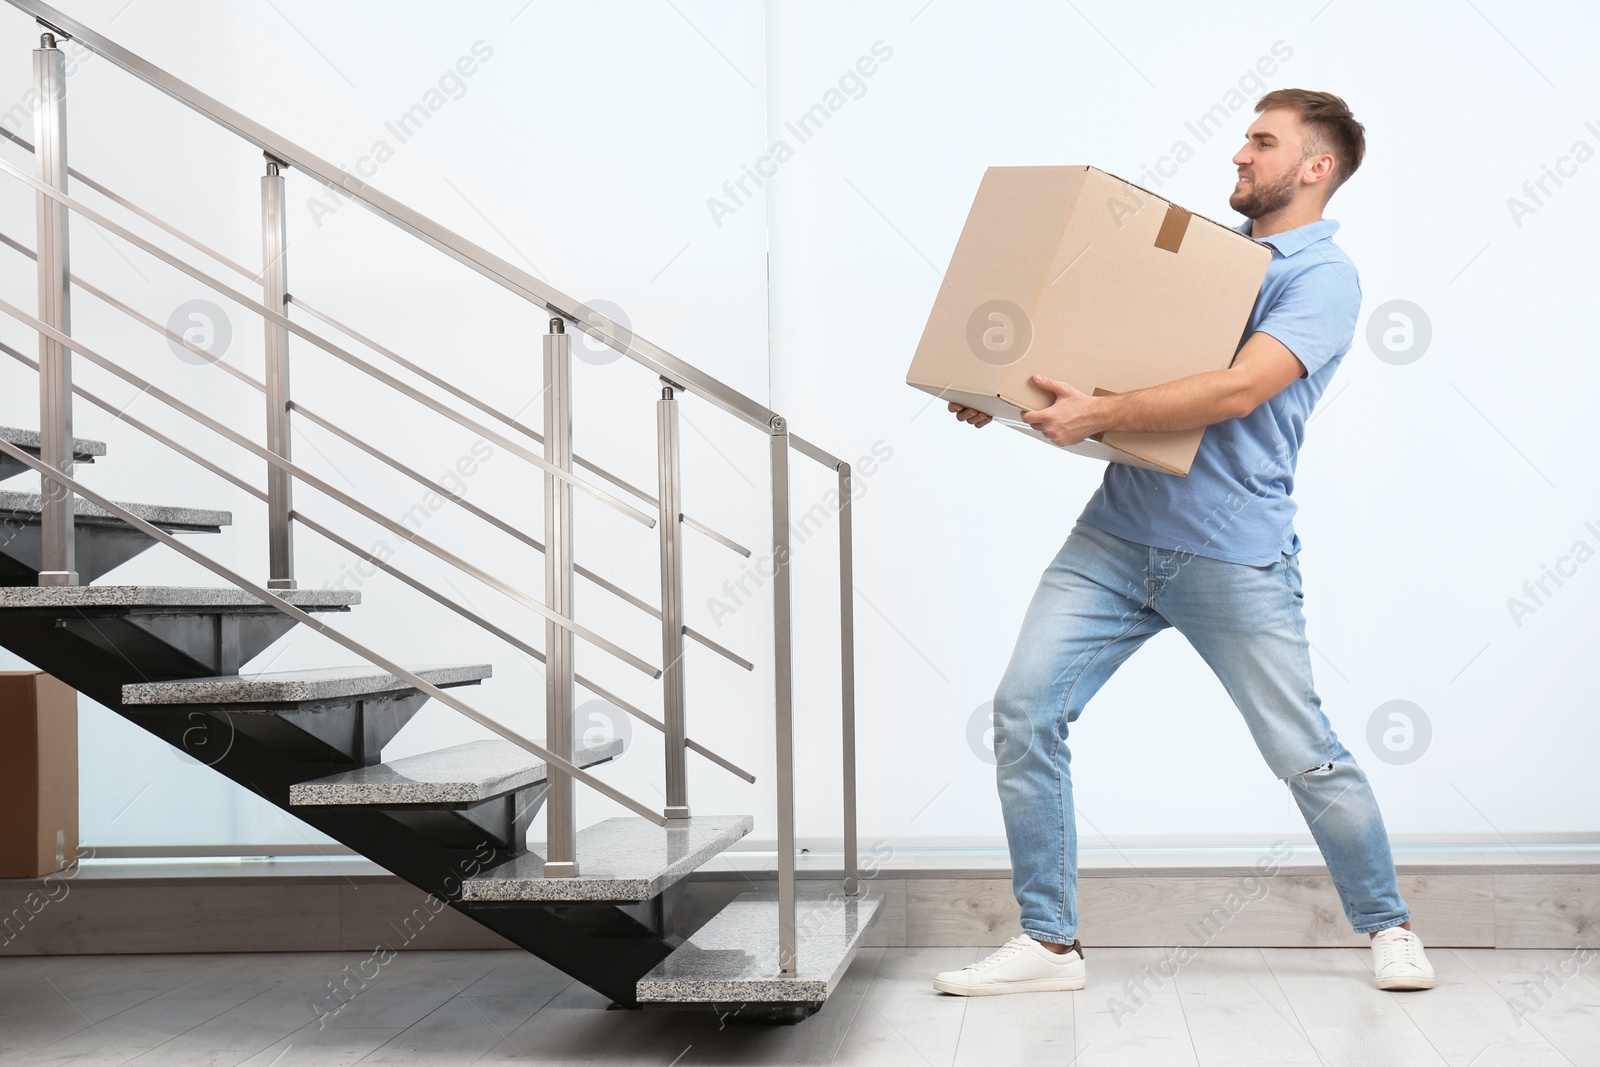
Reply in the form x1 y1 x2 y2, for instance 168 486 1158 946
838 461 859 896
34 32 75 587
658 381 690 820
261 156 295 589
543 317 577 877
769 419 797 975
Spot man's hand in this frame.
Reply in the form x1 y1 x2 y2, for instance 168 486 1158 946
948 401 993 428
1020 373 1103 446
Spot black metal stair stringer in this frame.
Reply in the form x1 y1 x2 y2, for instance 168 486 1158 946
0 607 681 1007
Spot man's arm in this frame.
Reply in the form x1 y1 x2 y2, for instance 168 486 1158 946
1019 330 1308 445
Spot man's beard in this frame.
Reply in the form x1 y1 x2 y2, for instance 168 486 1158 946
1229 167 1299 219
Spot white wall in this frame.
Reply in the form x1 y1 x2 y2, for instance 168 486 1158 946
0 0 1593 854
766 0 1600 847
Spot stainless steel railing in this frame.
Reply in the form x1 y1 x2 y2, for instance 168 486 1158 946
0 0 860 973
0 438 670 827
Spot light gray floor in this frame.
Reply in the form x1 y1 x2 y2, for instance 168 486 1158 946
1 945 1596 1066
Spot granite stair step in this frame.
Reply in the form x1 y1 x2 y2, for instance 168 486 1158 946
0 585 359 609
123 664 491 706
0 488 231 584
0 586 359 681
460 814 754 902
637 887 884 1009
0 488 229 529
288 736 624 806
121 664 492 766
0 425 106 482
287 736 624 855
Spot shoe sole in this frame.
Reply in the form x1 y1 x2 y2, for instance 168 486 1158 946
932 975 1087 996
1376 975 1436 991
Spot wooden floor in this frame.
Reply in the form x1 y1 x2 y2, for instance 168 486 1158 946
1 945 1597 1065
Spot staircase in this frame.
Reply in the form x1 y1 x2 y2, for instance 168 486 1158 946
0 0 875 1024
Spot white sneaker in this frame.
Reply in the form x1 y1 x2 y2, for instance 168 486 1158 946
1371 925 1435 990
932 935 1086 995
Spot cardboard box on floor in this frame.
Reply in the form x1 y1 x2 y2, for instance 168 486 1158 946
0 671 79 878
907 165 1272 475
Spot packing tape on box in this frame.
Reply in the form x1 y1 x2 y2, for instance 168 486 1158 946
1154 203 1191 253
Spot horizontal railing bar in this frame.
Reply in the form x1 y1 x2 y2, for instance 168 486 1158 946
684 626 756 672
0 227 268 396
0 153 656 530
1 224 750 566
5 225 751 659
293 508 538 651
6 216 748 556
0 436 666 827
682 513 752 558
289 401 544 552
278 486 663 678
75 271 269 395
289 400 735 655
3 0 784 433
300 426 637 624
286 294 545 445
288 294 751 556
574 564 660 618
0 125 261 283
295 291 653 531
688 738 759 783
557 567 748 671
292 509 756 784
3 281 746 673
0 297 659 679
1 209 751 559
565 671 668 735
0 338 266 501
4 223 750 655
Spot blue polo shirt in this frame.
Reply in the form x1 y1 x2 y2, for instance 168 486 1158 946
1076 217 1362 566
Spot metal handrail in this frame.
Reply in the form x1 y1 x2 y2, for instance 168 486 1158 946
287 294 750 557
4 0 818 443
0 153 658 529
0 435 669 828
2 6 863 974
0 227 760 711
0 224 753 669
0 123 755 555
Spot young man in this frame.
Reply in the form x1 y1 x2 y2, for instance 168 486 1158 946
934 89 1435 996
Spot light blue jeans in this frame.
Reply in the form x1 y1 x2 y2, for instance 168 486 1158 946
993 519 1410 943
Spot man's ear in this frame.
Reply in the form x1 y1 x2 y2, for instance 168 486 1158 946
1303 151 1337 190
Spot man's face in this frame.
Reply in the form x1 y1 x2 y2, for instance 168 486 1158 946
1230 109 1307 219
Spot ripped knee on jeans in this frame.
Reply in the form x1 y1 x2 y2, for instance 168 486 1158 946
1291 760 1336 778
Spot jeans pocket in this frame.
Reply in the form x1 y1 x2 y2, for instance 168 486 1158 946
1281 551 1304 600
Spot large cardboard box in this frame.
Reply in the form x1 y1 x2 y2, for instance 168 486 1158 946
908 165 1272 475
0 671 79 878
